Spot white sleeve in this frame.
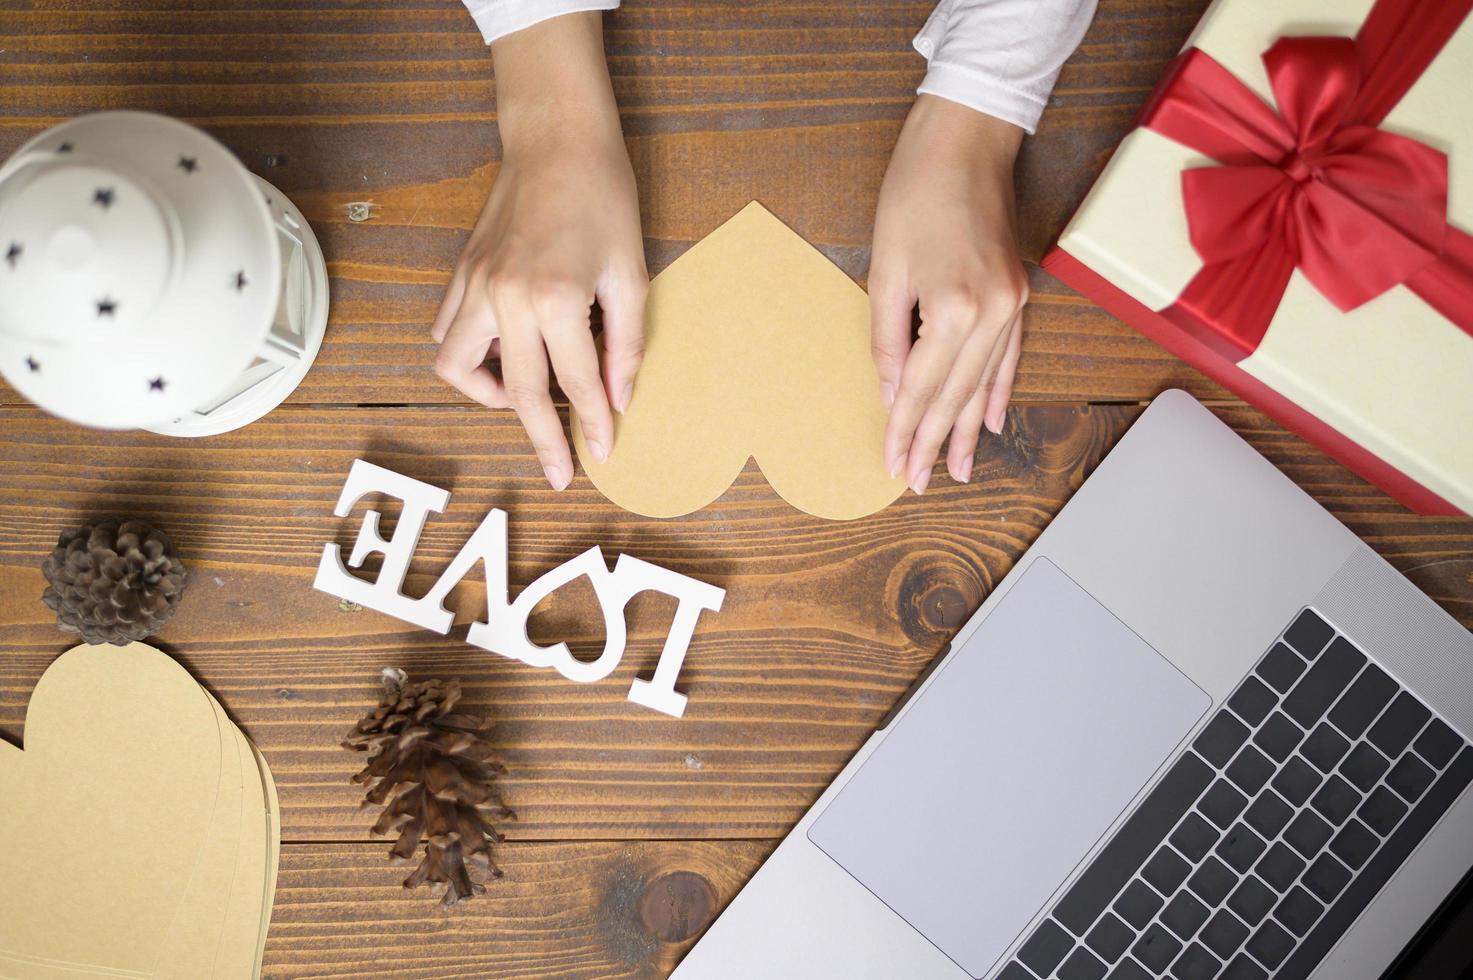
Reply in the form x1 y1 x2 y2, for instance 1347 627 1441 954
461 0 619 45
912 0 1097 134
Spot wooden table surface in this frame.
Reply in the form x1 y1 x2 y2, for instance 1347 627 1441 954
1 2 1470 977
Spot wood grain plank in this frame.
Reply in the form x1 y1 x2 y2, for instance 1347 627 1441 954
3 4 1461 977
264 839 772 979
2 403 1467 844
0 0 1225 406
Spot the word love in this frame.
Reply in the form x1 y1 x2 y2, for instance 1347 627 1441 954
314 460 724 717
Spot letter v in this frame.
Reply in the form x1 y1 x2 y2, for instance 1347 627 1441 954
410 507 510 634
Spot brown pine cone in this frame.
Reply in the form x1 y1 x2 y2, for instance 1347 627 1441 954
40 519 187 646
343 668 515 907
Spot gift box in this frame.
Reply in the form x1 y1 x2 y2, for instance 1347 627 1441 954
1044 0 1473 515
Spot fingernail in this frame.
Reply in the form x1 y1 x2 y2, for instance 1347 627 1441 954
985 410 1005 435
910 467 931 496
617 382 634 414
888 453 905 480
544 463 571 491
955 454 973 483
880 383 896 408
588 439 609 463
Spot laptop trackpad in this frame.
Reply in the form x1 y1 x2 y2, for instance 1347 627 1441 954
808 558 1211 978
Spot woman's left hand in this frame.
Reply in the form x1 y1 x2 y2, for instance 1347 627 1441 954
869 94 1030 494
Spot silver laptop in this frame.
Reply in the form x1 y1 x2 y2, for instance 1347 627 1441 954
673 390 1473 980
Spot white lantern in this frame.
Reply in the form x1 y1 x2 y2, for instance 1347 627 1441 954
0 111 328 435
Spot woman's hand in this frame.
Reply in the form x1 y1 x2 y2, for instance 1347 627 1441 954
869 95 1029 494
432 13 647 490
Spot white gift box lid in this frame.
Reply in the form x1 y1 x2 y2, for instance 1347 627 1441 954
1056 0 1473 513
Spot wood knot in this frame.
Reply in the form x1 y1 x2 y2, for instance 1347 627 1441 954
918 585 970 631
894 553 984 645
637 871 717 943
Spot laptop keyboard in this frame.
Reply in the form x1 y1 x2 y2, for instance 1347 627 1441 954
999 608 1473 980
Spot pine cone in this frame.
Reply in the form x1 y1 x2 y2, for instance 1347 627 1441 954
343 668 515 907
40 519 187 646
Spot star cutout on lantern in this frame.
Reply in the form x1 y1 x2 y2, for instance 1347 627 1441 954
177 156 199 175
149 376 167 392
233 270 248 291
93 187 115 209
25 356 40 373
57 142 74 153
4 243 19 268
96 298 118 317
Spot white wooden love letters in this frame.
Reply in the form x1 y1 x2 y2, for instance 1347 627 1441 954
313 459 725 717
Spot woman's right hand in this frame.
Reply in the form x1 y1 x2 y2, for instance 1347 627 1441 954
431 12 648 491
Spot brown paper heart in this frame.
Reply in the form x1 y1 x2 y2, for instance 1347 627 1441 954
0 643 222 976
157 691 241 979
0 643 277 979
573 202 905 520
247 741 280 976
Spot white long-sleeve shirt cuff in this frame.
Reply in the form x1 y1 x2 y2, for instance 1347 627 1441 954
462 0 618 45
912 0 1097 135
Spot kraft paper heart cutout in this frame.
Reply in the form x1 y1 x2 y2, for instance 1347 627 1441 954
572 202 905 520
246 741 281 977
0 643 277 979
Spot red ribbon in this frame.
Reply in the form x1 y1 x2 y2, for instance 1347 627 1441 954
1135 0 1473 360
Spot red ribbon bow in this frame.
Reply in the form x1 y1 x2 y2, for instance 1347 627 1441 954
1137 0 1473 360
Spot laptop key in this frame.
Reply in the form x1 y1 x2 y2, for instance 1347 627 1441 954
1161 891 1210 940
1310 774 1360 825
1201 908 1250 960
1132 924 1182 973
997 964 1037 980
1106 959 1151 980
1228 677 1277 727
1302 854 1352 903
1143 847 1191 896
1226 745 1276 796
1188 855 1236 907
1085 912 1135 965
1200 780 1249 829
1193 712 1250 768
1246 919 1295 969
1367 692 1431 759
1256 642 1306 694
1252 712 1302 763
1282 608 1334 658
1054 752 1214 934
1300 724 1351 772
1255 842 1306 892
1018 919 1073 975
1414 718 1462 770
1169 942 1220 980
1273 756 1321 806
1244 790 1293 839
1227 876 1276 925
1329 819 1378 869
1215 823 1267 874
1339 743 1390 792
1273 885 1324 936
1058 946 1107 980
1283 638 1365 728
1326 664 1397 738
1222 953 1269 980
1387 754 1436 802
1114 880 1165 930
1170 812 1220 863
1358 785 1408 836
1278 748 1473 980
1284 810 1333 858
